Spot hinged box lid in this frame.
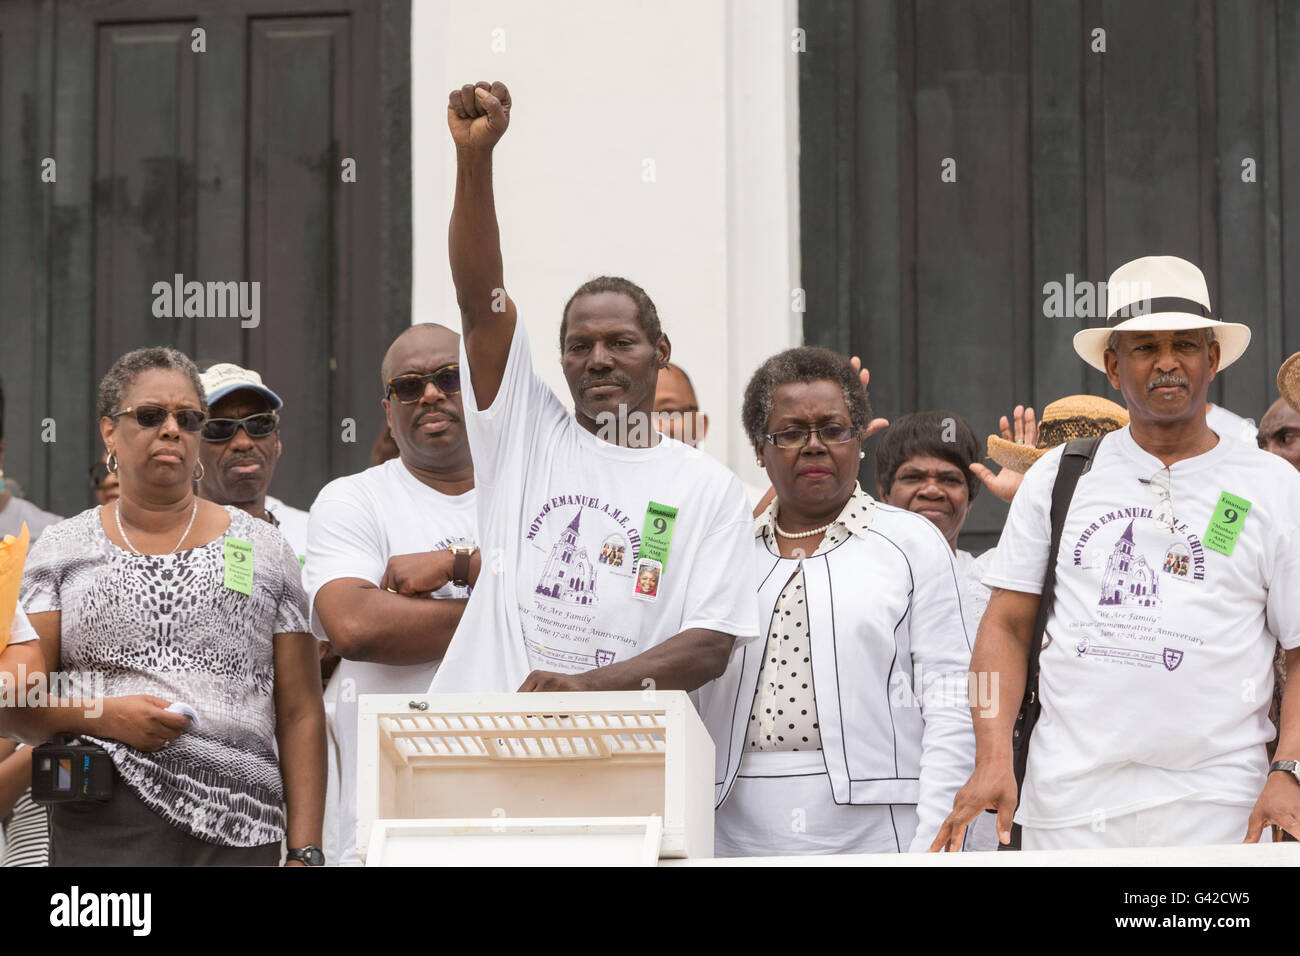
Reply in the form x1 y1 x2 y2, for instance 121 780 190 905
356 690 714 863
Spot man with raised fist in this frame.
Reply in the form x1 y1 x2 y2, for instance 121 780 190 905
430 81 758 694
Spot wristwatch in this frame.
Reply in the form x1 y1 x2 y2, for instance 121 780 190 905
286 845 325 866
449 540 478 589
1269 760 1300 785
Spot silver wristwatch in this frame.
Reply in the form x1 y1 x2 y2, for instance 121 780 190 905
286 845 325 866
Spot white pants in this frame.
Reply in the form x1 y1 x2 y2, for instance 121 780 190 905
1021 799 1269 851
321 671 344 866
715 751 919 857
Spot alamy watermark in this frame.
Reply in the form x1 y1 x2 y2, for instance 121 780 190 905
1041 275 1153 320
50 886 151 936
0 665 107 718
888 664 999 715
595 407 705 447
151 273 260 328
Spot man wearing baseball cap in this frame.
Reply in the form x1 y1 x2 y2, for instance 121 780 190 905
935 255 1300 851
197 363 309 559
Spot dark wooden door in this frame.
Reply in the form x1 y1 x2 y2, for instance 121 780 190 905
799 0 1299 552
0 0 410 517
0 0 50 511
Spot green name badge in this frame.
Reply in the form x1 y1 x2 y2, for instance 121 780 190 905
1203 491 1251 557
638 501 679 572
224 537 254 595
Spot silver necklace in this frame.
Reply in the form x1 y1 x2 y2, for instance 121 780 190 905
114 499 199 555
774 518 834 539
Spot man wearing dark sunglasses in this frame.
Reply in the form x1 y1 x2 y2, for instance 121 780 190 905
197 363 309 560
430 80 758 696
302 322 479 865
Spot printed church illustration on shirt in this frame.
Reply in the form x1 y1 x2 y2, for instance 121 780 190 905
535 508 598 607
1098 520 1160 607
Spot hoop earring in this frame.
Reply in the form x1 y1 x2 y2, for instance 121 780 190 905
193 461 205 482
106 453 118 474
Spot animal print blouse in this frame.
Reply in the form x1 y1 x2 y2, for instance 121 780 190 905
20 506 309 847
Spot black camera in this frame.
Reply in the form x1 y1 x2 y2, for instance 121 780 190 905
30 735 113 805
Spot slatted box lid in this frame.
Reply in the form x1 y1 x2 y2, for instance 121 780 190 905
356 690 714 862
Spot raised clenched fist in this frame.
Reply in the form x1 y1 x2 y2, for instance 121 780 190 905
447 80 511 153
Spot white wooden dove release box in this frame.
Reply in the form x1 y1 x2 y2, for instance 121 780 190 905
355 691 715 865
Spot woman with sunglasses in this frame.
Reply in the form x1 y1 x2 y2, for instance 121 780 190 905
696 347 977 856
11 347 325 866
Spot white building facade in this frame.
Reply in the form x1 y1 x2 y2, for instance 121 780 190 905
410 0 802 485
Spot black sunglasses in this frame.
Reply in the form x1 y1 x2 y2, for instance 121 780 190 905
202 411 280 443
109 404 207 433
386 364 461 404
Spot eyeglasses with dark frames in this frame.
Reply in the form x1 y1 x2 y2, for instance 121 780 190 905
109 404 207 433
385 364 461 404
202 411 280 443
763 424 857 449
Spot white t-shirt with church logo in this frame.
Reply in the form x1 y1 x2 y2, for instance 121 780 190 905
985 425 1300 828
431 321 760 693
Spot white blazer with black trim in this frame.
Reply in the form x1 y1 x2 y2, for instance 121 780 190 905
697 499 977 853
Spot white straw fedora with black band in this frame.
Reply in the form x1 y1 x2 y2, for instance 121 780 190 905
1072 255 1252 373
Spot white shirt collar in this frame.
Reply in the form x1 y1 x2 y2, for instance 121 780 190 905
755 482 877 544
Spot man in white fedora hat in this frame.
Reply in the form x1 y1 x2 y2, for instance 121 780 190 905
934 255 1300 851
1076 257 1257 443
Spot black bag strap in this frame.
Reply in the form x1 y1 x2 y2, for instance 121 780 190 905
1023 435 1100 717
1001 433 1102 850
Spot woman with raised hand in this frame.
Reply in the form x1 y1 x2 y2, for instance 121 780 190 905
698 347 977 856
7 347 324 866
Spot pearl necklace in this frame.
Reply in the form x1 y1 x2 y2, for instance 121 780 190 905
114 499 199 555
774 519 834 539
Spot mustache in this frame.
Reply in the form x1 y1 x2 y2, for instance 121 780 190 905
1148 373 1189 390
224 453 265 469
415 407 459 425
580 374 632 391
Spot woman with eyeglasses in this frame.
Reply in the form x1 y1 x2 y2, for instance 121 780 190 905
696 347 978 856
9 347 325 866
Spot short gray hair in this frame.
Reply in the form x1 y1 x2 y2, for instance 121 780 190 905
742 346 872 446
96 347 207 420
1107 327 1215 351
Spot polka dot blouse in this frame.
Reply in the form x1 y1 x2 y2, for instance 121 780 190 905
747 484 877 752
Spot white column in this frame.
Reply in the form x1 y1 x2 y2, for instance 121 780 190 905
724 0 802 486
409 0 802 477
